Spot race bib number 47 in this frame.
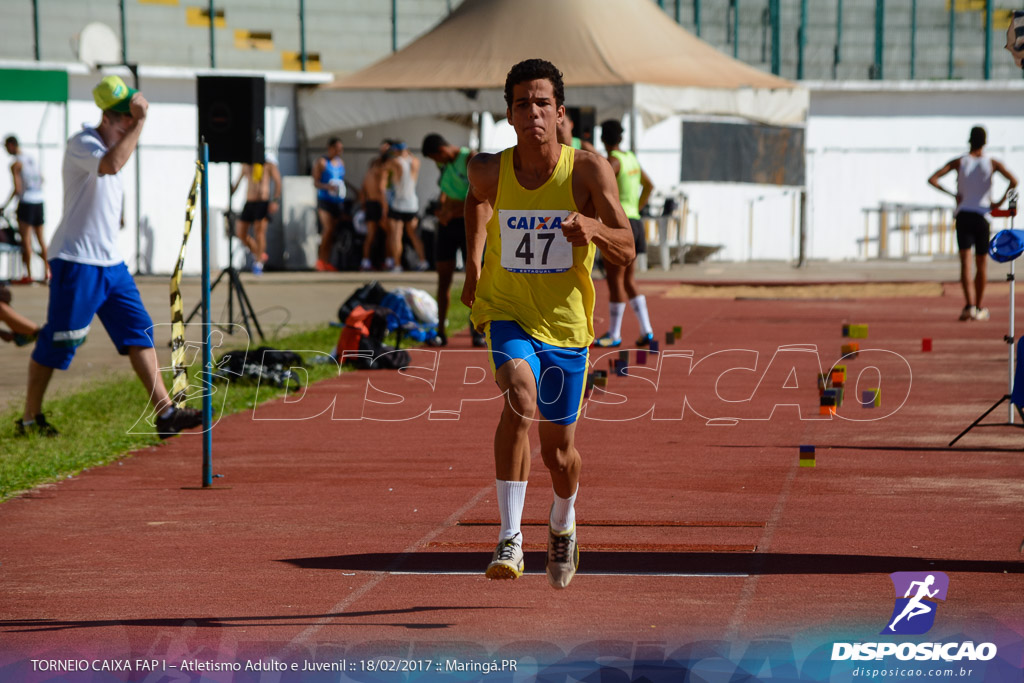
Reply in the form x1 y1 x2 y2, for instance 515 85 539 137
499 210 573 273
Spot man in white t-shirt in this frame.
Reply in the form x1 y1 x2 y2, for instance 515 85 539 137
2 135 50 283
928 126 1017 321
17 75 202 439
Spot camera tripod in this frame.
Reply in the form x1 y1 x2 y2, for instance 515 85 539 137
949 192 1024 446
185 179 264 341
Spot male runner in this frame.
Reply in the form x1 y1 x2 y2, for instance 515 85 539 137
422 133 486 346
388 141 428 270
594 119 655 347
231 152 280 275
3 135 49 283
360 145 397 271
19 75 201 438
462 59 635 588
928 126 1017 321
313 138 345 272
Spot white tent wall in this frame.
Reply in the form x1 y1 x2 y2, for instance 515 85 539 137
0 62 329 277
805 81 1024 262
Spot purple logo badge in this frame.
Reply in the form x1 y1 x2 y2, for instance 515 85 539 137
881 572 949 635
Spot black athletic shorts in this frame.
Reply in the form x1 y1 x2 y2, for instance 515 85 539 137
364 200 384 222
435 218 467 263
390 209 418 223
240 200 269 222
629 217 647 255
955 211 990 253
318 199 343 218
16 202 43 226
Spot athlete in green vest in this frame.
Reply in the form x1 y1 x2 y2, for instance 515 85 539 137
422 133 486 347
595 119 655 347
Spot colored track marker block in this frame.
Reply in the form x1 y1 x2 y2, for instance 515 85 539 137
848 324 869 339
819 404 836 416
650 340 659 353
841 342 859 357
619 350 630 363
799 445 816 467
665 330 675 345
614 360 628 377
842 324 850 337
922 338 932 352
636 349 647 364
873 388 881 407
673 325 682 340
861 389 876 408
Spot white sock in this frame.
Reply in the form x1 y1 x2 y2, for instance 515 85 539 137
496 479 527 543
629 295 653 335
608 302 626 339
549 484 578 533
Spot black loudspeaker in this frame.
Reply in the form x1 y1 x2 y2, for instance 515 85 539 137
197 76 265 163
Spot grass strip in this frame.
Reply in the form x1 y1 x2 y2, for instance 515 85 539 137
0 296 471 501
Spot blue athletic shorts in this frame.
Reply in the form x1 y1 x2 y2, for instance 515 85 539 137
32 259 155 370
485 320 589 426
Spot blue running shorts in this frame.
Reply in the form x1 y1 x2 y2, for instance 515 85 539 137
485 320 589 426
33 259 155 370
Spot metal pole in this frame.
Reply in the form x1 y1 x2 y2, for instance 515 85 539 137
797 190 807 267
200 142 213 487
392 0 398 52
675 0 681 24
770 0 780 76
873 0 884 80
797 0 807 79
984 0 992 80
834 0 843 77
910 0 917 79
948 0 955 79
694 0 701 37
120 0 128 64
733 0 740 58
131 65 142 275
32 0 40 60
208 0 216 68
299 0 307 71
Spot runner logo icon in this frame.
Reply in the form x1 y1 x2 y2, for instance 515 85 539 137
881 571 949 635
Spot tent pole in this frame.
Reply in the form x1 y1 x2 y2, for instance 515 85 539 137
629 89 638 156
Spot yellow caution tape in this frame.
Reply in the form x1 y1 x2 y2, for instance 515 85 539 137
169 161 203 407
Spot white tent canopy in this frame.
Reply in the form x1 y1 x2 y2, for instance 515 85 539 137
299 0 808 138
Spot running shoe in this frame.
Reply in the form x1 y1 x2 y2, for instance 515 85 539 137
471 329 487 347
15 413 58 437
12 275 32 285
485 534 524 580
155 406 203 440
959 305 976 321
636 332 654 347
251 261 263 275
359 258 373 272
546 522 579 589
973 307 990 321
315 259 337 272
593 333 621 348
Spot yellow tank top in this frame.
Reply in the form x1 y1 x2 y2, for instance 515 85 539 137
471 145 596 348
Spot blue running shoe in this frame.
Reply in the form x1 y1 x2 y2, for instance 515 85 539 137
635 332 654 347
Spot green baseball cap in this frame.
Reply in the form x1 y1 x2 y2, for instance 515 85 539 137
92 75 137 114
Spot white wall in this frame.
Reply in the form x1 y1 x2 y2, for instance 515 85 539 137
0 63 324 276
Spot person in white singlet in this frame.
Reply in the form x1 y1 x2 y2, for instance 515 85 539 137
387 141 428 270
928 126 1017 321
3 136 50 283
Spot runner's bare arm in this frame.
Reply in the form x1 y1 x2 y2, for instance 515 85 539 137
927 158 960 198
992 158 1018 207
564 152 634 266
462 153 500 307
3 162 21 208
269 162 282 214
99 93 148 176
311 157 329 191
639 167 655 213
